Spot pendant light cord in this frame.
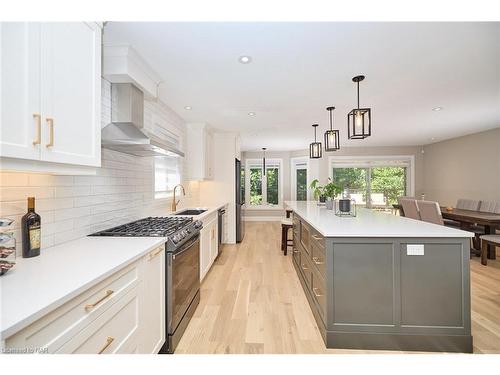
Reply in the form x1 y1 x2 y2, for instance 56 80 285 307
357 81 360 109
329 108 333 130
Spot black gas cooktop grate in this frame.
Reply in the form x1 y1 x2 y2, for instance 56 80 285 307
90 216 193 237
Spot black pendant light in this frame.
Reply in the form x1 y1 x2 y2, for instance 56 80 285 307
309 124 322 159
347 75 371 139
262 147 266 176
324 106 340 151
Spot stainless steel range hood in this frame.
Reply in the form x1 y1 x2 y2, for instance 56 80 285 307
101 83 184 157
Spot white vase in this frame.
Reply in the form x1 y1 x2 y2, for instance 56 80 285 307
325 200 334 210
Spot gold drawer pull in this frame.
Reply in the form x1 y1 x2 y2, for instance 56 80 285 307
301 264 308 271
85 290 113 311
292 249 299 254
32 114 41 145
149 247 163 259
312 257 324 265
312 235 323 241
313 287 323 298
46 117 54 147
98 336 114 354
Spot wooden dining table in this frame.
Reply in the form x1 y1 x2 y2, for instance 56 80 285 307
440 207 500 263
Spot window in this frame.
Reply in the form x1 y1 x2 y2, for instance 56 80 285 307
291 158 309 201
330 156 414 210
155 156 181 199
246 159 282 206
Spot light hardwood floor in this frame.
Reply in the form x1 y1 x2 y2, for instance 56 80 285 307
176 221 500 354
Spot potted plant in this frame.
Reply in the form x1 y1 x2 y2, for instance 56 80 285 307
323 178 342 210
310 179 326 205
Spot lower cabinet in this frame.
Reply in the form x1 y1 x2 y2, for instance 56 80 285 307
4 245 165 354
138 246 165 354
200 212 218 281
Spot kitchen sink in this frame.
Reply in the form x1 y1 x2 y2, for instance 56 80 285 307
173 209 207 216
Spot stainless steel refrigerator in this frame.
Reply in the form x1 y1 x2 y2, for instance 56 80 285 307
235 158 245 243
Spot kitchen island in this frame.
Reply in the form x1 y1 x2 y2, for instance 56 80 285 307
285 201 474 353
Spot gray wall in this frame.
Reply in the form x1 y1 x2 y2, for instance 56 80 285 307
423 127 500 206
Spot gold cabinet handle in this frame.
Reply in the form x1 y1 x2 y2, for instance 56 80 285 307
98 336 114 354
312 235 323 241
149 247 163 260
85 290 113 311
312 257 324 265
313 287 323 298
32 114 41 145
301 264 308 271
46 117 54 147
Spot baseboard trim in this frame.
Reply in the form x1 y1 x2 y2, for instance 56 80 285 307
242 216 283 222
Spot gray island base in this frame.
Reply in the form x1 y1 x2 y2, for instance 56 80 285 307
285 201 474 353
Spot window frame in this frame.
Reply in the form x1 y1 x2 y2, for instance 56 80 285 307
245 158 283 208
154 156 182 200
290 157 310 201
328 155 415 208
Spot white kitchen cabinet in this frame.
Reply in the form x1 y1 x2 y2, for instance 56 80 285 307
186 123 213 180
138 246 165 354
200 211 218 281
0 22 101 168
4 246 165 354
0 23 41 161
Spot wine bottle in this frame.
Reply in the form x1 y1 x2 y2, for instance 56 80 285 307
21 197 41 258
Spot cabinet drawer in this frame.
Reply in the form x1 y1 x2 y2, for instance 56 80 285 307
310 228 324 250
57 286 139 354
311 269 326 320
292 240 300 267
311 241 326 277
299 221 311 256
6 261 140 352
300 253 312 288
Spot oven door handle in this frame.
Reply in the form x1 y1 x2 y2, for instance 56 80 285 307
173 233 200 259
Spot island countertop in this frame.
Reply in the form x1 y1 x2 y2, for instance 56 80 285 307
285 201 473 238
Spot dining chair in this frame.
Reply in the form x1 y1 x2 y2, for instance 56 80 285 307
417 200 444 225
400 198 421 220
479 201 498 213
456 199 481 211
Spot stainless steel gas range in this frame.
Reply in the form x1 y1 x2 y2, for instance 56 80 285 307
90 216 202 353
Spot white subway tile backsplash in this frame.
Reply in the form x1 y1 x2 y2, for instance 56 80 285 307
0 187 55 201
55 186 91 198
0 173 29 187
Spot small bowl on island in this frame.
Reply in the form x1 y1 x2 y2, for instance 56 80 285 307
446 207 453 212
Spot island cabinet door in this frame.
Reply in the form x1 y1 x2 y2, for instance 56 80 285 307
331 242 395 326
399 242 469 330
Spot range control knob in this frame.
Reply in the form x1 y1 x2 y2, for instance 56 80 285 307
194 220 203 229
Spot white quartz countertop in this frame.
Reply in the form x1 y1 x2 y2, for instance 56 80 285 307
285 201 474 238
173 202 228 221
0 236 166 339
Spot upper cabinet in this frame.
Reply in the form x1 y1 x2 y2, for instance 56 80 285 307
0 22 101 169
186 123 214 180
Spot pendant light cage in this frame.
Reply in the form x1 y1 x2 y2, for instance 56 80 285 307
347 75 371 139
309 124 322 159
324 106 340 151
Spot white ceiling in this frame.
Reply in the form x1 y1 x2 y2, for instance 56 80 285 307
104 22 500 151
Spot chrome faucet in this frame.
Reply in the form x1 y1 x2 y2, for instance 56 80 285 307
171 184 186 212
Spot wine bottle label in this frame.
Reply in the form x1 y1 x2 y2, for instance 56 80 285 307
29 225 41 249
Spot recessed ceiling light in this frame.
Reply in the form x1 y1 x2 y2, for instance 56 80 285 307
238 55 252 64
248 112 256 116
432 107 443 111
184 106 192 110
